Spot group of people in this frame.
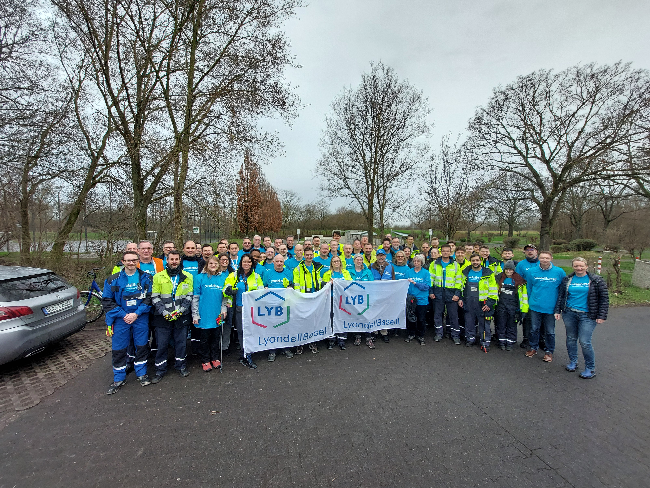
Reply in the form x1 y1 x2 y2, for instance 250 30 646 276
101 232 609 395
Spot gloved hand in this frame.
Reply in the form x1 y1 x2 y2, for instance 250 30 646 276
224 285 236 297
106 325 114 338
165 310 181 321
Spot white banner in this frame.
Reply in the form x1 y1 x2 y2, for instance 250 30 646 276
242 282 334 354
332 279 409 334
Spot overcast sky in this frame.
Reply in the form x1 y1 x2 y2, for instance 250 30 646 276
261 0 650 215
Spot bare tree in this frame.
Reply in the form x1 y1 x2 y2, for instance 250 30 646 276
319 61 431 240
485 172 537 237
468 62 650 250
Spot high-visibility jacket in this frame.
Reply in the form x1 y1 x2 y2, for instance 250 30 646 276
223 271 264 306
428 258 463 300
322 269 352 282
151 269 193 316
138 257 164 274
460 266 498 308
456 259 471 274
482 256 501 274
495 272 529 313
363 252 376 267
293 261 323 293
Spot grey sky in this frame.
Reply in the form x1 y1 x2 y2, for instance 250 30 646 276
262 0 650 214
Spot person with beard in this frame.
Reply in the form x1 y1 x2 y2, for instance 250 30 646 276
516 244 541 349
459 253 498 352
151 251 194 383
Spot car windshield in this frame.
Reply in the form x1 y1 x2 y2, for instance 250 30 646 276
0 273 71 301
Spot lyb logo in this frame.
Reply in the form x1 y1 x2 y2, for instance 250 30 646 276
251 291 291 328
338 282 370 315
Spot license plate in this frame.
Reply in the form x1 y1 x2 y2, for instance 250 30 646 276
43 299 74 316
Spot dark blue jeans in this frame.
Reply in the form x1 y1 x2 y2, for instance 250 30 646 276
529 310 556 353
562 309 597 370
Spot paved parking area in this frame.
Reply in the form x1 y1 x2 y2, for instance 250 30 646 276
0 323 110 426
0 307 649 487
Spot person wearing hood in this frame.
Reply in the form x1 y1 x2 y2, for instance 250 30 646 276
515 243 541 349
495 260 528 351
459 253 498 352
150 250 194 383
429 244 463 344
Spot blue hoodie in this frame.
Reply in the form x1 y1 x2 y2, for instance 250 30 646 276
524 263 566 314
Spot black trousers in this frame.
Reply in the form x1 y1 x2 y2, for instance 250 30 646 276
407 304 427 338
196 327 221 363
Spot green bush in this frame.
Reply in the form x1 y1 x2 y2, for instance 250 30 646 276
553 239 568 245
473 237 485 244
503 237 520 249
569 239 598 252
551 244 571 254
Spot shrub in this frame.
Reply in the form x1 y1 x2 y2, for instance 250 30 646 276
473 237 485 244
569 239 598 252
551 244 570 254
552 239 568 245
503 237 520 249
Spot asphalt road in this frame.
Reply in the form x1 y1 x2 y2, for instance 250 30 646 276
1 307 649 488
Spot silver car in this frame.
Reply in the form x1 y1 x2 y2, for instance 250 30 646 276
0 265 87 365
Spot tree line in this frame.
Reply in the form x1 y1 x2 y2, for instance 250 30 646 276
318 62 650 251
0 0 302 264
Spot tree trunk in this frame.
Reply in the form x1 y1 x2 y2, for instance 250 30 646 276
367 195 374 247
19 165 31 264
539 208 553 251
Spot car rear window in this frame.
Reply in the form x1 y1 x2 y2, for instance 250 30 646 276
0 273 72 301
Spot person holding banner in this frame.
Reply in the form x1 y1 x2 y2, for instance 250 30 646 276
263 254 295 362
350 253 375 348
406 254 431 345
293 246 323 354
192 255 230 372
224 254 264 369
322 255 352 350
370 249 396 343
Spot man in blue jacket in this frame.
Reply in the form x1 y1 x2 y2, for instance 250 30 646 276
516 243 541 349
102 251 153 394
523 251 566 363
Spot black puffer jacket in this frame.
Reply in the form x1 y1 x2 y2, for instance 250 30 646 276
554 272 609 320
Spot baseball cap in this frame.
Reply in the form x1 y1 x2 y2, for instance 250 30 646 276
523 243 537 250
376 249 387 255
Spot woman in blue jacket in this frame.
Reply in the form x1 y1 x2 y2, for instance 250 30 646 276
192 255 232 372
406 254 431 345
554 257 609 379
